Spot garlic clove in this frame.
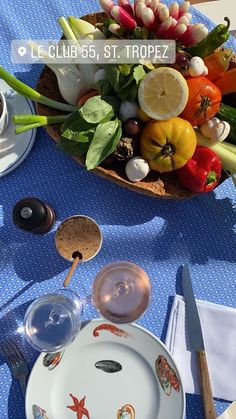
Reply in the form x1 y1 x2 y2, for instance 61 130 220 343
125 156 150 182
200 117 220 137
211 121 231 142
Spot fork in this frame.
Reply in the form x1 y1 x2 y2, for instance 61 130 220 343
0 338 29 396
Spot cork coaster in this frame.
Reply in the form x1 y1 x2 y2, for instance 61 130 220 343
55 215 102 262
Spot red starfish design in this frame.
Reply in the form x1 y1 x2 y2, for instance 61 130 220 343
67 394 90 419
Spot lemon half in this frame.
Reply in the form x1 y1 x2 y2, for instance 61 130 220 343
138 67 189 120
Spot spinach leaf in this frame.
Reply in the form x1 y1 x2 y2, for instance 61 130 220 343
98 78 112 96
57 138 90 157
86 119 122 170
62 127 95 142
61 114 95 142
102 96 120 114
79 95 114 124
61 109 80 133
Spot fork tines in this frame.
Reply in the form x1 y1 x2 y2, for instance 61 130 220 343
1 337 25 365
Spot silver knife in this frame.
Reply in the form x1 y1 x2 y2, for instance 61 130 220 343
182 264 216 419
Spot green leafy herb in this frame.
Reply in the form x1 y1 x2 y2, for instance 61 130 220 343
119 64 132 76
61 109 81 132
105 66 121 93
86 119 122 170
62 127 95 142
133 65 147 84
101 64 147 102
103 18 117 38
62 114 95 142
79 95 114 124
125 84 139 102
57 138 90 157
98 78 112 96
130 28 144 39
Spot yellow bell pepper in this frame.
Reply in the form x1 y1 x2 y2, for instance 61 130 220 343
140 117 197 173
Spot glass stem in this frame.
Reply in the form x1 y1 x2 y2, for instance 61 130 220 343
80 294 92 305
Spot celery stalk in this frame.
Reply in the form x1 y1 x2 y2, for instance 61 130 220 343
220 141 236 155
0 67 76 112
196 131 236 173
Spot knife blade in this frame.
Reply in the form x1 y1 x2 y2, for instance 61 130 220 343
182 264 216 419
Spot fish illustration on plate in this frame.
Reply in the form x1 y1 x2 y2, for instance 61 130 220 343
93 323 131 338
43 350 64 371
67 393 90 419
32 404 49 419
117 404 135 419
155 355 180 396
95 360 122 373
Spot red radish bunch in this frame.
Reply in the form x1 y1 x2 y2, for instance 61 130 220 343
99 0 208 46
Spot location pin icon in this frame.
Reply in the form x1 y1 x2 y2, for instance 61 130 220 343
18 46 27 57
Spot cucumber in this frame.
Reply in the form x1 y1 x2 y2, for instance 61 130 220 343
217 103 236 145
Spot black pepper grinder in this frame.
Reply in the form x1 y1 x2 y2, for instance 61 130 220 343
12 197 55 234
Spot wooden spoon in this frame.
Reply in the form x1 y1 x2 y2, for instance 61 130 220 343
55 215 103 287
63 251 83 287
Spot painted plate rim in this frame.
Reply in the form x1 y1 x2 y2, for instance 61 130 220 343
25 318 185 419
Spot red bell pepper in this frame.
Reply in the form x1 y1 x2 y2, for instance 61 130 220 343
177 146 222 193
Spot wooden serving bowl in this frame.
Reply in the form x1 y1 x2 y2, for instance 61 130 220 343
35 12 206 199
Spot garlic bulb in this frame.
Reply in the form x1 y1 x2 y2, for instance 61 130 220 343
200 118 231 143
200 117 220 138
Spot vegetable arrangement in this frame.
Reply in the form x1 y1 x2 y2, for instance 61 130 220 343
1 0 236 195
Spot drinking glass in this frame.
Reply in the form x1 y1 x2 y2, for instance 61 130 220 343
92 261 151 324
24 288 82 353
24 262 151 352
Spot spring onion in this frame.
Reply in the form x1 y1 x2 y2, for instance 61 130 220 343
12 114 69 134
0 67 76 112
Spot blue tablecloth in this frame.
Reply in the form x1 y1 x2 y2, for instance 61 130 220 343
0 0 236 418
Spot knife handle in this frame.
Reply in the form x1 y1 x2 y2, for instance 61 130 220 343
197 350 216 419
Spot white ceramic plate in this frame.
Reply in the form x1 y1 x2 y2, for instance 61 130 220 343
0 79 36 177
25 319 185 419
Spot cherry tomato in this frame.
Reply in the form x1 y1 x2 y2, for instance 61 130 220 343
77 90 99 106
181 77 222 126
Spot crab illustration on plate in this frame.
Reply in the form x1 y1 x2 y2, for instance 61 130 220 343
117 404 135 419
155 355 180 396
